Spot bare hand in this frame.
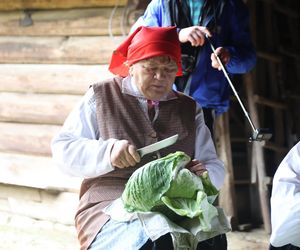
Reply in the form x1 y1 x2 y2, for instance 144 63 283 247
210 47 230 70
110 140 140 168
185 159 207 176
178 26 211 47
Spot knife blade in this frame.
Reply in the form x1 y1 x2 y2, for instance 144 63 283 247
137 134 179 158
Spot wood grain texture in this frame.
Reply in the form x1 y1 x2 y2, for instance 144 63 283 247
0 152 81 193
0 36 123 64
0 183 79 225
0 0 127 11
0 8 126 36
0 64 113 94
0 122 61 156
0 93 81 124
215 112 238 230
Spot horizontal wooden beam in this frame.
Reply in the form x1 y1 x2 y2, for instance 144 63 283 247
279 47 300 60
253 95 287 109
0 93 80 124
0 64 113 94
257 51 282 63
0 36 123 64
274 2 299 18
0 152 81 193
288 94 300 100
0 122 60 156
0 183 79 225
0 8 126 36
230 137 249 143
0 0 127 11
262 141 289 154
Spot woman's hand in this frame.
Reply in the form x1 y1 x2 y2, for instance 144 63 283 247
210 47 230 70
185 159 207 176
110 140 141 168
178 26 211 46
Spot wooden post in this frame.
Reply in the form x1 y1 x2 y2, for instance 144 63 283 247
215 112 238 230
244 73 271 233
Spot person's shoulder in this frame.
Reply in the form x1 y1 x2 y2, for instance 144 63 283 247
294 141 300 150
226 0 249 10
175 90 193 100
284 141 300 161
275 141 300 177
144 0 168 12
92 76 123 89
174 91 197 106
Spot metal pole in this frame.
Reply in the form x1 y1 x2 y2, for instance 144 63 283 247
205 35 257 133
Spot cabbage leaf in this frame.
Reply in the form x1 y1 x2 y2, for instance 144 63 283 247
122 151 220 231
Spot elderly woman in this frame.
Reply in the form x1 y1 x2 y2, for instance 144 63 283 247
51 26 226 250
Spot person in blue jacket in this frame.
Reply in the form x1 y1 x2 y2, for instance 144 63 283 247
131 0 256 135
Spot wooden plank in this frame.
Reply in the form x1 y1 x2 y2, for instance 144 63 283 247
253 95 287 109
0 184 79 225
244 73 271 233
0 152 81 193
0 93 81 125
0 36 123 64
256 51 282 63
279 47 300 60
0 0 127 10
274 2 299 18
0 64 113 94
0 122 60 156
264 2 286 165
215 112 238 230
0 8 125 36
0 184 41 201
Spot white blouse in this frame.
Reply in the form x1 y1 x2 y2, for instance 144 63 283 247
270 141 300 247
51 76 225 189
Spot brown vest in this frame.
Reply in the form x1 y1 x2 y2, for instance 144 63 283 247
75 77 196 250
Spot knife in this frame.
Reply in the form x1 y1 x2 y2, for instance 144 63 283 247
137 134 179 158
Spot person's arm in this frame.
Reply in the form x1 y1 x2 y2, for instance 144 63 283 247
193 104 225 190
178 26 211 46
130 0 171 32
51 87 117 178
223 0 256 74
270 142 300 247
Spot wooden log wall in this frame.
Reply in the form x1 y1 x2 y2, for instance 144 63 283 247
0 0 124 224
0 0 127 10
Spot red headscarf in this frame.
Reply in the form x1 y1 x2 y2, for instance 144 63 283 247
108 26 182 77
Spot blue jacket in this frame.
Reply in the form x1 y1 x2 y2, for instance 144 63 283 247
132 0 256 114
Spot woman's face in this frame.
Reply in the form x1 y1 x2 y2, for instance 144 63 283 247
129 56 178 100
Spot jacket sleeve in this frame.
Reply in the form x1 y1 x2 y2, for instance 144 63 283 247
51 87 116 178
270 142 300 247
224 0 257 74
194 104 225 190
130 0 172 32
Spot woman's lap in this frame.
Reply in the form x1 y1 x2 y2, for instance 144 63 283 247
88 219 227 250
88 219 149 250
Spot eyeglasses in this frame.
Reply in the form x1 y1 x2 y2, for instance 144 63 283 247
140 64 177 78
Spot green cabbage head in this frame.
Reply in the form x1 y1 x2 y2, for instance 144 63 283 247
122 151 219 231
